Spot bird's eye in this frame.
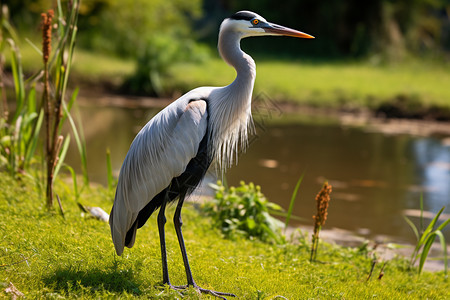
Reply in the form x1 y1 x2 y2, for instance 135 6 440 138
252 19 259 25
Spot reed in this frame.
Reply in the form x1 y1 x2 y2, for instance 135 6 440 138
40 0 87 208
0 1 86 210
41 9 56 208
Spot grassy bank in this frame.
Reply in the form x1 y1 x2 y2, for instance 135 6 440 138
1 173 449 299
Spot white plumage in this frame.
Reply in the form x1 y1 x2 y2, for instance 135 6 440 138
110 92 209 254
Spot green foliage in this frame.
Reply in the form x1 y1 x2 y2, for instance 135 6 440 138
4 0 205 96
0 2 88 206
202 180 285 244
1 172 450 299
123 34 208 96
0 8 43 176
226 0 449 59
404 195 449 275
77 0 202 57
80 0 206 96
5 0 450 62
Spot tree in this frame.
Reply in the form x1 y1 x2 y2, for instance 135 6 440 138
224 0 449 59
77 0 202 57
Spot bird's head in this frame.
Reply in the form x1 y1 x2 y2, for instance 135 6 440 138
220 11 314 39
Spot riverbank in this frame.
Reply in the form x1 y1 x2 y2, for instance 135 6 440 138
73 88 450 139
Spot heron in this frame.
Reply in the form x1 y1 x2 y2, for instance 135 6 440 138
109 10 313 298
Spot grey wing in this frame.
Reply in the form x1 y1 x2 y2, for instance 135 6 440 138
109 100 208 255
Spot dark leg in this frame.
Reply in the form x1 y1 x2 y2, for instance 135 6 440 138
158 194 170 285
173 193 236 299
173 193 195 285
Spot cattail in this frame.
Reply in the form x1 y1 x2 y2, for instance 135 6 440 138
310 181 332 262
41 10 53 64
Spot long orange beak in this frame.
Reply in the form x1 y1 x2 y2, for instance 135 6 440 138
264 22 314 39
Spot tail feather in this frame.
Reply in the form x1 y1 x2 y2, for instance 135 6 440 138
125 221 138 249
109 190 163 256
109 204 125 256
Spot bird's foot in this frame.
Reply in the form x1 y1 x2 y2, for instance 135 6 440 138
169 284 236 300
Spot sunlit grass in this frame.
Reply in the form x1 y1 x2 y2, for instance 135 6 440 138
1 173 450 299
171 57 450 109
71 49 135 81
4 40 135 83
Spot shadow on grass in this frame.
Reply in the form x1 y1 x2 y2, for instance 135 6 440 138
42 265 143 295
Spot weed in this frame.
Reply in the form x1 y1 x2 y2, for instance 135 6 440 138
404 194 449 275
204 180 285 243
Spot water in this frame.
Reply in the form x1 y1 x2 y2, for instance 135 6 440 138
65 102 450 244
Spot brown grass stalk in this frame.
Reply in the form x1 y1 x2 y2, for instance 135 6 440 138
41 9 54 208
310 181 332 262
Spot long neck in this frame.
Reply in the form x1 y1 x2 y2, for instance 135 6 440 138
209 29 256 172
218 29 256 96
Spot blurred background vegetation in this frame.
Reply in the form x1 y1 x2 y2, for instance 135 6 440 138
3 0 450 96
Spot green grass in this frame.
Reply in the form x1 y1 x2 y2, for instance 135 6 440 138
1 173 449 299
4 39 135 84
171 57 450 109
71 49 135 82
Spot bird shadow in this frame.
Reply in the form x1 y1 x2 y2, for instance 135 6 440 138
42 264 143 295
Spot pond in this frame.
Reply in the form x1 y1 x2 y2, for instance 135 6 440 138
65 98 450 244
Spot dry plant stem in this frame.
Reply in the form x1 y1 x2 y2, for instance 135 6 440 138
43 63 52 208
366 258 377 281
42 10 54 208
378 262 387 280
310 226 320 262
310 182 332 262
56 194 65 218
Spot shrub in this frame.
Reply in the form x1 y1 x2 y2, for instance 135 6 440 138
203 180 285 244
